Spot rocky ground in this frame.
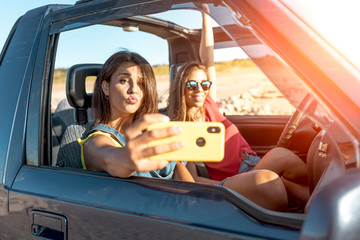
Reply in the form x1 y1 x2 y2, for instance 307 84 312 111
52 69 295 115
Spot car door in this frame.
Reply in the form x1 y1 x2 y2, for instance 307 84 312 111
1 1 305 239
228 115 289 156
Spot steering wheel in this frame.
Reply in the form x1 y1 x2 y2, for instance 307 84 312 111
277 94 315 148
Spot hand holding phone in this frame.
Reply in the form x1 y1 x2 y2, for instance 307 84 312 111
147 121 225 162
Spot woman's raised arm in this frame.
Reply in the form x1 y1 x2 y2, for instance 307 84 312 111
199 11 216 100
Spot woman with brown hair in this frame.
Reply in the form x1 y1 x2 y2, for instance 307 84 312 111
168 63 209 122
79 50 193 181
167 12 309 210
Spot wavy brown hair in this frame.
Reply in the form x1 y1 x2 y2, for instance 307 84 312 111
167 62 208 121
92 50 158 125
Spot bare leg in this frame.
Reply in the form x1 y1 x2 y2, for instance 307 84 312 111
253 147 309 207
254 147 308 184
173 162 195 182
282 177 310 210
223 170 288 211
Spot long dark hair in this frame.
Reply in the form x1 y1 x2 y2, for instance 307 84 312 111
92 50 158 125
167 62 208 121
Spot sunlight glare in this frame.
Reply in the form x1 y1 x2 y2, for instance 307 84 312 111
283 0 360 69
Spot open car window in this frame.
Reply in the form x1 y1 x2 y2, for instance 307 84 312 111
52 9 295 117
52 24 169 112
48 2 357 175
44 0 357 188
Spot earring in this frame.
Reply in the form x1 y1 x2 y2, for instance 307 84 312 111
105 95 109 101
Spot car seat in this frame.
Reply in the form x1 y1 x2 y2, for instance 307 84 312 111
305 127 346 212
169 64 180 85
56 64 102 168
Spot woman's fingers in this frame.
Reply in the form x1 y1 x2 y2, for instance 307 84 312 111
144 125 182 142
124 113 169 139
133 124 184 159
143 140 184 158
126 127 184 162
123 113 185 171
194 3 210 13
125 113 184 156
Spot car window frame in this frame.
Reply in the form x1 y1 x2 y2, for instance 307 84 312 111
26 1 176 167
22 1 310 232
0 17 21 67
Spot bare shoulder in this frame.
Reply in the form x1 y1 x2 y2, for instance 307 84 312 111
84 131 117 150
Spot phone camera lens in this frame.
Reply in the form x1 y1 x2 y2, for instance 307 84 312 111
207 126 220 133
196 137 206 147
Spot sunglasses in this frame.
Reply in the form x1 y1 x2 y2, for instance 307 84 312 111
186 80 212 91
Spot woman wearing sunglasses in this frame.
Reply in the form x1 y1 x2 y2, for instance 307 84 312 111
167 11 310 211
168 61 288 211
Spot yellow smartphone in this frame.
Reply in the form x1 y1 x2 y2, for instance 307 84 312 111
147 121 225 162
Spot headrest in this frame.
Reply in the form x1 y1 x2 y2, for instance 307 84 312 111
169 64 182 86
66 64 102 109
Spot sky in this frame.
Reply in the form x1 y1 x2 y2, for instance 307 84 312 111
0 0 75 49
4 1 360 70
0 1 243 68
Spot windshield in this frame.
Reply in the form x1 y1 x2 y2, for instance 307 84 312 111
282 0 360 72
167 1 358 167
170 3 308 109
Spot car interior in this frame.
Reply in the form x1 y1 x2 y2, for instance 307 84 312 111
45 1 357 223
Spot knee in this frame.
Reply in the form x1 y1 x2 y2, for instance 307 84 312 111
253 170 288 210
254 169 287 197
269 147 293 158
253 169 280 184
267 147 299 165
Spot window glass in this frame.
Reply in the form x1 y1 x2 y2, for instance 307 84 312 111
213 47 295 116
52 9 294 116
283 0 360 71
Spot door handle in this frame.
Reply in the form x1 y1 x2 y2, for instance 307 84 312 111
31 210 67 240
